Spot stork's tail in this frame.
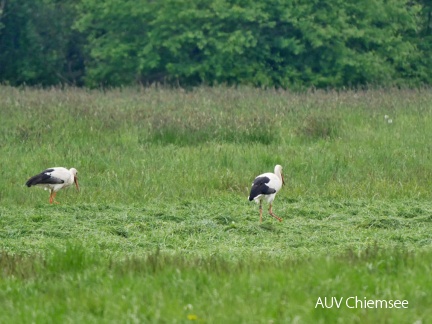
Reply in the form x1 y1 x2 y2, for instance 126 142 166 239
248 194 262 202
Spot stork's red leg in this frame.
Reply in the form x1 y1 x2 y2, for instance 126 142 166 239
49 191 54 204
269 204 282 222
52 192 59 204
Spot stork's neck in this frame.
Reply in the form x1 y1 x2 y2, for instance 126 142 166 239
274 168 282 181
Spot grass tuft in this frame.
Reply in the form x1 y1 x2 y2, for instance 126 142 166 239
296 113 341 140
358 218 403 229
148 111 276 145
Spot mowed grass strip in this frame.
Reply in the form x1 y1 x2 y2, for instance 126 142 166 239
0 198 431 257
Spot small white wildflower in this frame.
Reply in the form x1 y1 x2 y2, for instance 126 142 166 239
387 119 393 124
384 115 389 120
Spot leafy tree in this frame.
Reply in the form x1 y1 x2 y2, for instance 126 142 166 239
0 1 5 32
1 0 430 88
410 0 432 84
75 0 430 88
0 0 85 86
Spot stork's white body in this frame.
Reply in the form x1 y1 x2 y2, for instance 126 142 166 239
39 168 77 192
251 171 283 204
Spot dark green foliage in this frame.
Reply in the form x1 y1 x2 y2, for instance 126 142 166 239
73 0 432 88
0 0 431 88
0 0 85 86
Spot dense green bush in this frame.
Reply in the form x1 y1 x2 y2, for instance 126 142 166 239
0 0 85 86
0 0 431 88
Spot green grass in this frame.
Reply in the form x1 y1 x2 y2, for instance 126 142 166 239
0 85 432 322
1 86 431 205
1 198 432 257
1 244 431 323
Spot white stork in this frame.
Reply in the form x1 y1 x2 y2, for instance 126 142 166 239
248 164 285 223
26 167 79 204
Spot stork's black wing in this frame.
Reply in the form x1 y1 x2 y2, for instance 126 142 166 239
25 169 64 187
248 176 276 201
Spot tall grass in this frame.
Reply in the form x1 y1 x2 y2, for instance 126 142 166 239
1 86 431 206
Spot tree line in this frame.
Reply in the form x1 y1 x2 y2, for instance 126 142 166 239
0 0 431 89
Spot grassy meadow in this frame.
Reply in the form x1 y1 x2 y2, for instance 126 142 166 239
1 85 432 322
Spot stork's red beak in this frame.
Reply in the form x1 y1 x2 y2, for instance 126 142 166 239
74 177 80 192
